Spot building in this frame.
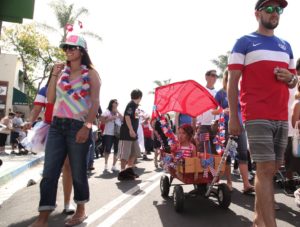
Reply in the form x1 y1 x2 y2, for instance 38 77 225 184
0 53 30 118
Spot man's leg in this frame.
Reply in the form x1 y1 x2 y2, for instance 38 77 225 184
254 161 276 227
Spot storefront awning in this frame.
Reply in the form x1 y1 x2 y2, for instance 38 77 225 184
13 88 28 105
0 0 35 23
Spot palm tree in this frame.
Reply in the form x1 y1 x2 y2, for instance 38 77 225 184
39 0 101 42
149 79 171 94
211 51 230 78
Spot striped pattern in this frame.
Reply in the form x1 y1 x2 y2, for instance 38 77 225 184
53 76 91 121
33 86 47 107
228 32 296 122
245 120 288 162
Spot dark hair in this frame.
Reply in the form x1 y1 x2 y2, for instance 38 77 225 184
66 48 94 69
296 58 300 72
107 99 118 112
205 69 217 76
131 89 143 100
8 112 15 117
178 124 194 140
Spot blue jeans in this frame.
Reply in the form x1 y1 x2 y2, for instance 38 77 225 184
39 117 91 211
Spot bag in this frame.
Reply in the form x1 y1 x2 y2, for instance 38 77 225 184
0 123 10 134
114 122 121 138
292 121 300 157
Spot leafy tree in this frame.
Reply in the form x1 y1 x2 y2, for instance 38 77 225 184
149 79 171 94
40 0 101 42
211 51 230 78
1 23 65 103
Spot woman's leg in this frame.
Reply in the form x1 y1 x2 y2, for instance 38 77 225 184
112 137 119 167
67 126 90 222
62 156 74 214
103 135 114 170
31 125 67 226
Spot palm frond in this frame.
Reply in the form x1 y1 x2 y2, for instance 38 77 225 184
73 7 89 21
80 31 102 41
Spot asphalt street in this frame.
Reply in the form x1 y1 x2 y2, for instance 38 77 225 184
0 153 299 227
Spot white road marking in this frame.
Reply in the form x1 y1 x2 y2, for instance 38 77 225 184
98 179 160 227
81 172 163 226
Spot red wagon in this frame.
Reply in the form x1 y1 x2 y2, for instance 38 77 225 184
153 80 237 212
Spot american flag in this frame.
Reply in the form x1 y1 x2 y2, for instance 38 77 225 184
199 133 210 142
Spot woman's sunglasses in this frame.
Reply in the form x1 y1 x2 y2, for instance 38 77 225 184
62 45 81 52
259 5 284 15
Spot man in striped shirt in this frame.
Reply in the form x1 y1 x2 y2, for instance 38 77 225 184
227 0 297 226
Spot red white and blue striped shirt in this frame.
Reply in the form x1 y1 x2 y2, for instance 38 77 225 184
228 32 296 122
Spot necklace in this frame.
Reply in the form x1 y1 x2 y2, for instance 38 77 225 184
60 65 90 100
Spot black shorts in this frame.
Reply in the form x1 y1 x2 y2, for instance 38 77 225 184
10 131 19 144
103 135 119 155
144 137 153 152
0 133 8 146
285 137 300 173
153 138 161 149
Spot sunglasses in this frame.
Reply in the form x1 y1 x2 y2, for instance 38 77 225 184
259 5 283 15
62 45 81 52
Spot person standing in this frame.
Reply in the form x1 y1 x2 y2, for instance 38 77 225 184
215 70 254 193
31 34 101 227
101 99 123 172
196 70 218 153
27 71 75 215
228 1 297 226
118 89 142 173
10 112 23 154
0 112 14 154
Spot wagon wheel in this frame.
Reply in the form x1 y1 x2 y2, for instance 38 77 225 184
217 183 231 209
160 175 170 197
173 185 184 212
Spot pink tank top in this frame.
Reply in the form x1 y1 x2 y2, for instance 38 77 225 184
53 69 91 121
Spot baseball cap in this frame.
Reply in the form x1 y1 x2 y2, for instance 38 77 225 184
59 34 88 51
255 0 288 10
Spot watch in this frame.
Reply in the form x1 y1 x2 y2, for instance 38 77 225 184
288 75 297 85
83 122 92 129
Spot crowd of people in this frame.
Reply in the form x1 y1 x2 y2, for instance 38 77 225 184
0 0 299 226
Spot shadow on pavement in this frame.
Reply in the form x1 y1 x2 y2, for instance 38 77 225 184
8 213 68 227
153 195 253 227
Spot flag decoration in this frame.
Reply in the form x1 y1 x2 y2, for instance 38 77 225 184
213 113 226 155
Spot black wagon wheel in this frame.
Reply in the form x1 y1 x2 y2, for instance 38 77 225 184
217 183 231 209
160 175 170 197
173 185 184 212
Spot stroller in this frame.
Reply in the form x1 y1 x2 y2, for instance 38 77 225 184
153 80 237 212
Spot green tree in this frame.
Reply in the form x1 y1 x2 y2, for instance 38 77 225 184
149 79 171 94
40 0 101 42
211 51 230 78
1 23 65 103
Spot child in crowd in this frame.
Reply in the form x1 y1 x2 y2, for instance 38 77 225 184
172 124 197 158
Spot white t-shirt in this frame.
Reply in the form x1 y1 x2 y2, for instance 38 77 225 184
288 87 297 137
102 110 122 136
196 87 218 125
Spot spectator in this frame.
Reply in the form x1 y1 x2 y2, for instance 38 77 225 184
101 99 123 172
196 70 218 153
11 112 23 154
118 89 142 176
215 69 254 193
31 34 101 227
0 112 14 155
228 1 297 226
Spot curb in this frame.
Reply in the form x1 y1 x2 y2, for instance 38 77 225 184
0 155 44 187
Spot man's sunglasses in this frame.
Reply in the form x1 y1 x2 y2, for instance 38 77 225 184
62 45 81 52
259 5 284 15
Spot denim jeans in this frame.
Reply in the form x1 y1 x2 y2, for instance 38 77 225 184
39 117 91 211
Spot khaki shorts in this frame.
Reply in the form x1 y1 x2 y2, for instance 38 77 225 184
118 140 141 161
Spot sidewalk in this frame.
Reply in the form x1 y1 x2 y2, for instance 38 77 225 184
0 146 44 187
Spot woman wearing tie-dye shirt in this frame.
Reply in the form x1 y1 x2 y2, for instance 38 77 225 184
32 35 101 227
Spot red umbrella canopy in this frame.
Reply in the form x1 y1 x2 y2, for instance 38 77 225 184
154 80 219 118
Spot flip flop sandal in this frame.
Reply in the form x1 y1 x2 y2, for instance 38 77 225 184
65 215 87 227
242 187 255 194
